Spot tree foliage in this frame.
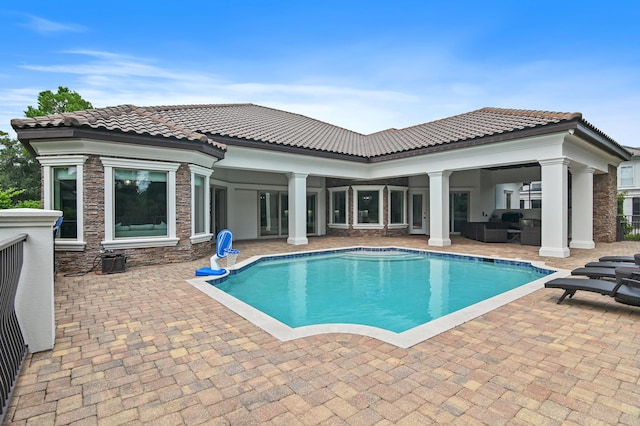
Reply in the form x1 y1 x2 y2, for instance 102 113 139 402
25 86 93 118
0 87 93 208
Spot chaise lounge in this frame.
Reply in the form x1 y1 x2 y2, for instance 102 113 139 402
545 268 640 306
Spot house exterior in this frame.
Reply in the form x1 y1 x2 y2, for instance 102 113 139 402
618 147 640 220
11 105 629 271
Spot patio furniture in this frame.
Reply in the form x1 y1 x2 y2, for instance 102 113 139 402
461 222 508 243
545 268 640 306
571 266 640 281
599 253 640 263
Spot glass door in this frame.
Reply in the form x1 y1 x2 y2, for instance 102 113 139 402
409 189 428 234
259 192 289 237
212 187 227 236
450 192 469 233
307 194 317 234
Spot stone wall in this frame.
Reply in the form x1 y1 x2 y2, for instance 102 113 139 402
593 164 617 242
53 155 213 273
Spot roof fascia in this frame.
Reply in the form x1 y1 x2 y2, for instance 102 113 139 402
573 123 630 161
16 127 226 160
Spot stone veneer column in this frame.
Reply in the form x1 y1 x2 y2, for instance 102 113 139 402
570 165 595 249
287 173 308 245
593 164 618 242
428 171 452 247
539 158 570 258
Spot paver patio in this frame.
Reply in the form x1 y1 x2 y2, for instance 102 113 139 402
4 236 640 425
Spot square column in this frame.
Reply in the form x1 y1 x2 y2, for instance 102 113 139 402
570 166 595 249
428 171 452 247
287 173 308 245
539 158 570 258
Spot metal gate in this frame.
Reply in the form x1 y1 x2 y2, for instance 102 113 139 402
0 234 28 422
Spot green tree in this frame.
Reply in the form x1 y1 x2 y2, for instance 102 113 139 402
0 131 41 203
0 87 93 208
25 86 93 117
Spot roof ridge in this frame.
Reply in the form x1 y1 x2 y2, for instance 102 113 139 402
142 103 255 112
479 107 582 121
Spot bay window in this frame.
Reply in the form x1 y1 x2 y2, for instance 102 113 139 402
388 186 408 227
190 165 213 243
352 185 384 228
39 155 87 251
328 187 349 227
101 158 179 249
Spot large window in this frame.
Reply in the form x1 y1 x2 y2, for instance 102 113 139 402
114 169 168 238
620 165 634 187
259 191 288 237
102 158 179 249
353 185 384 228
39 155 87 251
190 165 212 243
328 187 349 227
388 186 408 227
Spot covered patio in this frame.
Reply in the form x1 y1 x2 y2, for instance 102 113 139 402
4 236 640 424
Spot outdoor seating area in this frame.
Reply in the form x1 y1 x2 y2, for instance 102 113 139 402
4 236 640 424
461 212 542 246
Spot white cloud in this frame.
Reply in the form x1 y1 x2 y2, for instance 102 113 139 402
21 15 85 35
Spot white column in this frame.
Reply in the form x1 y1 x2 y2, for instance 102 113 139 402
428 171 452 247
539 158 570 258
570 166 595 249
0 209 62 352
287 173 308 245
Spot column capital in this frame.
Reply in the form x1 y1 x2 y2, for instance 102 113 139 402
428 170 452 178
539 157 571 167
287 172 308 179
569 165 596 174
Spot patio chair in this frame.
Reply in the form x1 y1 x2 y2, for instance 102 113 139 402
545 268 640 306
571 266 640 281
598 253 640 263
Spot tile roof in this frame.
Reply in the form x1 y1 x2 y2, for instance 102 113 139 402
11 104 621 160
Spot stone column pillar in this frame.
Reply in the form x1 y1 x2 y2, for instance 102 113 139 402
287 173 309 245
428 171 452 247
539 158 570 258
0 209 62 352
570 166 596 249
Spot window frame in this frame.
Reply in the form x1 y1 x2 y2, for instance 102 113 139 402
101 157 179 249
39 155 88 251
620 165 634 187
189 165 213 243
352 185 384 229
328 186 349 228
387 186 408 228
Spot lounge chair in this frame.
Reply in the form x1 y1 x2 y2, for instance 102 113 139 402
584 261 640 268
545 269 640 306
599 253 640 263
571 266 640 281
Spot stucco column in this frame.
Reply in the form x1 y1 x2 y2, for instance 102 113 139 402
539 158 571 258
287 173 308 245
428 171 452 247
570 166 596 249
0 208 62 352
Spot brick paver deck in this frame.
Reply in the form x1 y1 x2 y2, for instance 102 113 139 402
4 236 640 425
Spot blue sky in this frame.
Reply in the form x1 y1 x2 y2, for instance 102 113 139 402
1 1 639 146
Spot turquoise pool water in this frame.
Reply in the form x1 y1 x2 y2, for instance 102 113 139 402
214 249 551 333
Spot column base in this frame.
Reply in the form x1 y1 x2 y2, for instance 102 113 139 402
428 237 452 247
287 236 308 245
569 240 595 249
539 246 571 258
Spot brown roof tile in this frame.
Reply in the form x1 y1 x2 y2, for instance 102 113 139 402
11 104 621 160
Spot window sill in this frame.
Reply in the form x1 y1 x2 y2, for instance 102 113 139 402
102 237 179 250
190 233 213 244
328 223 349 229
353 224 384 230
387 224 408 229
55 240 87 252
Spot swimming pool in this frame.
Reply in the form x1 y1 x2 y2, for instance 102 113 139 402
187 247 565 348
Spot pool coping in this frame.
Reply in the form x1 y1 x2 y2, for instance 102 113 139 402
186 246 570 348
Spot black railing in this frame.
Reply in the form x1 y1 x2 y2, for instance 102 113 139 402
618 215 640 241
0 233 28 423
